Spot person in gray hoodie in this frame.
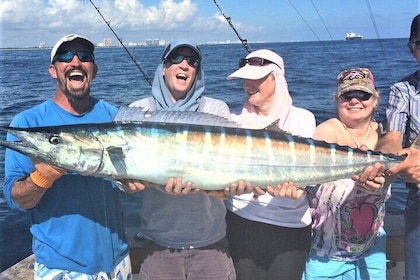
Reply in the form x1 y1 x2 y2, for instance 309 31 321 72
128 40 236 280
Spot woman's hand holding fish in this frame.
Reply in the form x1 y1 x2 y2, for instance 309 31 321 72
224 180 254 196
252 186 266 198
223 181 305 200
165 177 193 194
352 162 389 193
119 179 148 193
191 180 254 199
267 182 305 199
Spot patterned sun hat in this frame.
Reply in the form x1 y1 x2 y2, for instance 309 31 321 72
336 67 377 97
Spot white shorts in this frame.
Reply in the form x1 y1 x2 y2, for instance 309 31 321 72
34 254 132 280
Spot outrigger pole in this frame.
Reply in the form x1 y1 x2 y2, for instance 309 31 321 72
212 0 252 53
89 0 153 87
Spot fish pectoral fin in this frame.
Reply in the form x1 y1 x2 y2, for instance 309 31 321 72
107 146 127 175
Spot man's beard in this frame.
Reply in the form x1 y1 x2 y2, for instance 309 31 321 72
63 87 90 103
59 79 91 103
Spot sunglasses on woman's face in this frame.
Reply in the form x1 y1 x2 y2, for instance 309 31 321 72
339 91 372 102
238 57 281 69
166 54 200 67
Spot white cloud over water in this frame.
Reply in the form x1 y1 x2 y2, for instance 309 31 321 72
0 0 259 48
0 0 415 48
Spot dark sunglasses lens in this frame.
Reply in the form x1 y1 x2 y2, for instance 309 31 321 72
169 55 198 67
239 58 247 68
55 51 94 63
186 57 199 67
247 57 264 66
238 57 274 68
169 55 184 64
341 92 372 101
76 52 94 62
55 52 73 62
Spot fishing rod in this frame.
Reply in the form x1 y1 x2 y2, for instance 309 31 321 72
212 0 252 53
364 0 394 81
88 0 153 87
287 0 346 70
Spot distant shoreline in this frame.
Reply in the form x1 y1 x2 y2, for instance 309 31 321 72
0 38 407 51
0 47 51 51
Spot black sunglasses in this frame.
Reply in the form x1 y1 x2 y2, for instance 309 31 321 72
339 91 372 102
411 39 420 50
165 54 200 67
239 57 281 69
53 51 95 63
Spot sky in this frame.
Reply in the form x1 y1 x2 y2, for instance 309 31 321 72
0 0 419 48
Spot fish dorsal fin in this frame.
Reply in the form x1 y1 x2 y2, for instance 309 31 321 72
264 119 282 132
263 120 295 136
113 106 239 128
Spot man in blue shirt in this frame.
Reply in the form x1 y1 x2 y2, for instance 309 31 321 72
3 34 134 279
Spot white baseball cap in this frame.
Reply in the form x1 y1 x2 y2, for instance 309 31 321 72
50 34 95 63
227 49 284 80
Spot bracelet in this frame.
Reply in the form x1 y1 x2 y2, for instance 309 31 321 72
30 170 55 189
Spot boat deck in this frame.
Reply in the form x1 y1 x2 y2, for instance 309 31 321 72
384 214 405 279
0 217 406 279
0 227 144 280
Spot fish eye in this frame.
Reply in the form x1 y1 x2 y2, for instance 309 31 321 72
49 135 60 145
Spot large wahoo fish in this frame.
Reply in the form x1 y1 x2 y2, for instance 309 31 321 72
0 108 409 190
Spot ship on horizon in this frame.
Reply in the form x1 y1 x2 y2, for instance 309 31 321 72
346 31 363 40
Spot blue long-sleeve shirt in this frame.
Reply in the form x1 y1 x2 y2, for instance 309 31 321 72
3 97 129 274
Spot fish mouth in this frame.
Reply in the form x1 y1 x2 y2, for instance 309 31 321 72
0 126 106 175
0 126 61 164
0 138 48 161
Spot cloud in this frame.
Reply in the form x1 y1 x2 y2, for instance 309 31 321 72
1 0 198 30
0 0 261 47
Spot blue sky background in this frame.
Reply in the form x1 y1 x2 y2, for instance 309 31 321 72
0 0 418 48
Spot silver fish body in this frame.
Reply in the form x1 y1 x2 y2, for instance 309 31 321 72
0 112 405 190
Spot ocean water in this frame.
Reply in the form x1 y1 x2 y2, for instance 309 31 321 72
0 39 416 271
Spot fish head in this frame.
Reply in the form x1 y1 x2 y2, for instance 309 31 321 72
1 126 104 175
